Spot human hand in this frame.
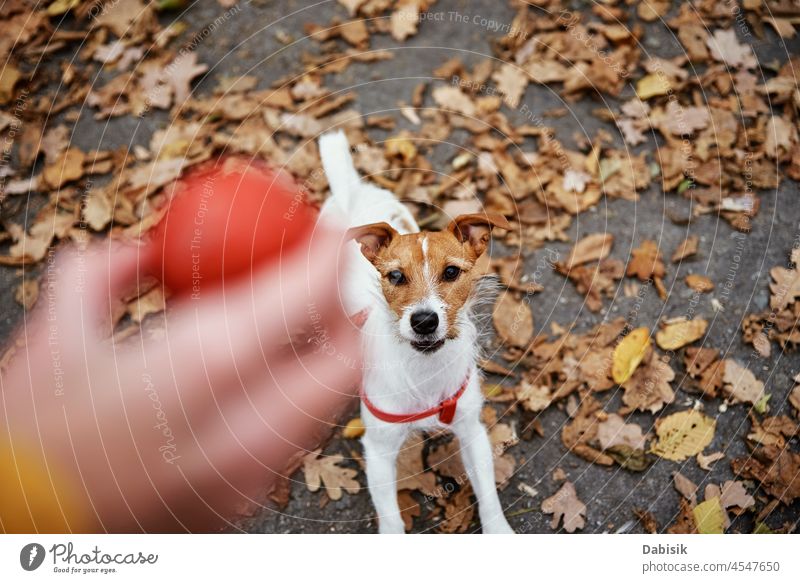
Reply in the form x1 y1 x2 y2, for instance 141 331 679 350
0 227 360 532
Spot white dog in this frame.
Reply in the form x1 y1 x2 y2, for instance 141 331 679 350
319 131 514 534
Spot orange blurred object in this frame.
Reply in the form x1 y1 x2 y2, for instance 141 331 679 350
145 156 317 296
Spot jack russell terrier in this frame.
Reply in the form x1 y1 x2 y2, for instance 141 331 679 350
318 131 514 534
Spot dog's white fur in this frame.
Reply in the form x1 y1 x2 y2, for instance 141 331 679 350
319 131 513 534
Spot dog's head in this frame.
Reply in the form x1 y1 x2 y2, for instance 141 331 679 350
348 214 510 353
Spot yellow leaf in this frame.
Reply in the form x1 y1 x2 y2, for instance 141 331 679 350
612 327 651 384
47 0 82 16
655 318 708 350
0 65 21 105
385 134 417 162
650 409 716 461
342 417 365 439
636 73 672 100
693 497 725 534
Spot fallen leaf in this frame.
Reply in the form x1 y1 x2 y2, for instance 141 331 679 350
696 451 725 471
342 417 365 439
492 63 527 108
396 434 436 495
438 486 474 533
597 413 647 451
673 471 698 505
432 85 476 116
390 1 420 42
685 274 714 292
719 480 755 510
693 497 725 534
563 233 614 269
627 240 666 282
493 292 533 347
655 318 708 350
541 481 586 533
671 235 699 262
43 148 85 189
622 351 675 413
516 381 551 412
651 409 716 461
612 327 651 384
636 73 671 100
303 449 360 501
707 29 757 69
398 490 421 532
0 64 22 105
722 359 765 405
769 248 800 311
168 52 208 105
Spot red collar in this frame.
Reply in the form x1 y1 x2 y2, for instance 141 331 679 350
361 371 471 425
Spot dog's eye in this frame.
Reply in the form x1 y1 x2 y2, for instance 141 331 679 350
387 270 406 285
442 265 461 281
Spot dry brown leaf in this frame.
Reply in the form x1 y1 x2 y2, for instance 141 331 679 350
563 233 614 270
302 449 360 501
597 413 647 451
718 480 755 510
707 29 757 69
541 481 586 533
396 434 436 495
695 451 724 471
516 381 551 412
0 64 21 105
390 1 419 42
432 85 476 116
622 351 675 413
493 292 533 347
769 248 800 311
398 490 421 532
673 471 698 505
650 409 716 461
83 189 114 231
168 52 209 105
438 486 474 533
685 274 714 292
492 63 527 109
627 240 666 281
722 359 765 405
43 148 85 189
671 235 699 262
655 318 708 351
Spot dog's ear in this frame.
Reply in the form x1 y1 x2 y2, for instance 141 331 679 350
347 222 398 263
447 213 511 258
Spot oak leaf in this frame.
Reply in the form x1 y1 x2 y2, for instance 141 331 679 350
541 481 586 533
302 449 360 501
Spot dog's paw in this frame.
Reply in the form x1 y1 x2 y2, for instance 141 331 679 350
482 517 515 534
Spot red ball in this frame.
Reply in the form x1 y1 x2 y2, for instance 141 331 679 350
146 156 317 296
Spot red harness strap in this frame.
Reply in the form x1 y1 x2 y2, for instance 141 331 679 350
361 372 471 425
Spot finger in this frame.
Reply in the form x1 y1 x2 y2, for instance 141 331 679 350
143 226 350 390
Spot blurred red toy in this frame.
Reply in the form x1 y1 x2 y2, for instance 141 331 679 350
145 156 317 297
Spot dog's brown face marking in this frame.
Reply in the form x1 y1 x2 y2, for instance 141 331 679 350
348 214 510 349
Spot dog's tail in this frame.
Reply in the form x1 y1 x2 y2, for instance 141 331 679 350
319 130 362 213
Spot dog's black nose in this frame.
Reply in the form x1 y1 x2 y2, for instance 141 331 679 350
410 310 439 335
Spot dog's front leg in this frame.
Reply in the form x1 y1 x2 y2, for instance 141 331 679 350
453 419 515 534
362 427 407 533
